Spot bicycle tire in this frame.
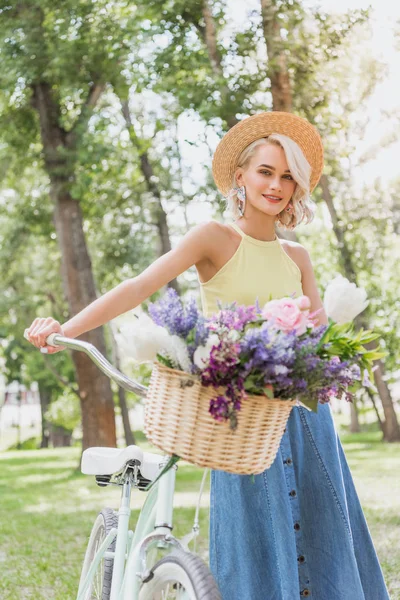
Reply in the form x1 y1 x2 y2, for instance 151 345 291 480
78 507 118 600
138 549 221 600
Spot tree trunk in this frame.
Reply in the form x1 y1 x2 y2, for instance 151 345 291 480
366 388 384 434
32 81 117 450
257 6 400 441
38 382 51 448
108 323 135 446
320 175 400 441
319 175 357 281
200 0 239 129
119 98 180 294
52 191 117 449
49 425 73 447
260 0 293 112
372 360 400 442
349 400 361 433
117 387 135 446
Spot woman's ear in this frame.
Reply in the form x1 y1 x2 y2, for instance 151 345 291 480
235 168 243 187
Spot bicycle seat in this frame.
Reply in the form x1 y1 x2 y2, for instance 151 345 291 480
81 445 163 482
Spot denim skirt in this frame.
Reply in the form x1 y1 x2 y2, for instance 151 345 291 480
209 404 390 600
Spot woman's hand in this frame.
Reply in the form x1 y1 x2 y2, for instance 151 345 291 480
25 318 65 354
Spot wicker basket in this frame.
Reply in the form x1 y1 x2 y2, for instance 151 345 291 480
144 363 297 475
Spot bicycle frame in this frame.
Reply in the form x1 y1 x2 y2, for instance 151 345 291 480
27 333 198 599
77 458 184 600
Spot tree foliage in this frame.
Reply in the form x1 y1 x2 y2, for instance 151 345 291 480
0 0 398 443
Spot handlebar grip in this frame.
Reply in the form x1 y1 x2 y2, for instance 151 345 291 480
45 333 61 346
23 329 61 347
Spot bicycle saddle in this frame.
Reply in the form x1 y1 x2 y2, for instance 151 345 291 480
81 445 163 482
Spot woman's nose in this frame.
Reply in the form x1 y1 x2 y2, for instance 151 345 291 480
270 177 282 191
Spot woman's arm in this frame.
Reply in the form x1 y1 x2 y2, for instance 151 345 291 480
26 222 215 352
293 245 328 326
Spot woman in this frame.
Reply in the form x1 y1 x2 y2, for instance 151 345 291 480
26 112 390 599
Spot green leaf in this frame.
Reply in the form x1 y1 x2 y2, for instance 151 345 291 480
144 455 181 492
298 397 318 412
156 354 174 368
263 386 274 399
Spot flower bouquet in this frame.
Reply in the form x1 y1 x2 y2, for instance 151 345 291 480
118 276 385 474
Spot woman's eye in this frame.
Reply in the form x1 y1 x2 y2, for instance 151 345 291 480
259 170 293 180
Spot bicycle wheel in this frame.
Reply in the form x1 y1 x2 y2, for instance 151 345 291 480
78 507 118 600
139 549 221 600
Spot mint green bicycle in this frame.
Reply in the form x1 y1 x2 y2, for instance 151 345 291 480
43 333 221 600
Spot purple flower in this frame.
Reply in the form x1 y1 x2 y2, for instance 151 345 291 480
149 288 202 338
146 294 376 428
209 395 230 421
211 302 260 332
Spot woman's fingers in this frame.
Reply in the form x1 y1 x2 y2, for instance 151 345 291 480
25 318 64 351
27 318 53 348
41 344 65 355
26 319 45 348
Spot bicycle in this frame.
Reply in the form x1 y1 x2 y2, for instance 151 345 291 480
34 332 221 600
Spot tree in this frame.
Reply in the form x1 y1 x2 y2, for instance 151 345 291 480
0 1 142 447
257 1 400 440
0 201 77 447
141 0 399 439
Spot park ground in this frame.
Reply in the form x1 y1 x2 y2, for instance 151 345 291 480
0 429 399 600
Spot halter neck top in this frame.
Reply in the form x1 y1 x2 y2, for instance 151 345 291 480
199 222 303 317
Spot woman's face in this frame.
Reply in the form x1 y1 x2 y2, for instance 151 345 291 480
236 143 296 217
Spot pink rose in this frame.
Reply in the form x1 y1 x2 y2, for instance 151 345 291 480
262 298 308 335
294 295 311 311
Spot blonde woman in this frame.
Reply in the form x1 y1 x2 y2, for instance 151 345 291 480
26 112 389 600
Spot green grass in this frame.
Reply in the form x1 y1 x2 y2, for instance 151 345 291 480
0 432 399 599
0 446 210 600
337 431 400 598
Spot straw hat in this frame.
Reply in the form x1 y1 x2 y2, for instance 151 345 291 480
212 111 324 196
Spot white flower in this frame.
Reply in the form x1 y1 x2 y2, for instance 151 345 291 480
117 313 170 363
274 365 289 375
323 275 369 324
162 335 192 373
193 334 220 370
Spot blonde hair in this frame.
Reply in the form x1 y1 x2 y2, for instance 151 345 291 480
226 134 316 229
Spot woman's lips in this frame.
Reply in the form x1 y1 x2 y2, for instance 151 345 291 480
262 194 283 204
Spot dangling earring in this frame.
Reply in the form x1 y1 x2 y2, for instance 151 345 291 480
227 185 246 217
285 202 293 213
236 186 246 217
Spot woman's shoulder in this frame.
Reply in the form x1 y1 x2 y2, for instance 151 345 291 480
280 239 313 274
186 221 239 281
189 220 235 245
177 221 234 266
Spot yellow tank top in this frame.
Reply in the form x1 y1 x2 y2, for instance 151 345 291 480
199 222 303 317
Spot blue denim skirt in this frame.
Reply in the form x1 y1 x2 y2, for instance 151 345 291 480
209 404 390 599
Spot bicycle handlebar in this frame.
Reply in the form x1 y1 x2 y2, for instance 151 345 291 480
24 331 148 397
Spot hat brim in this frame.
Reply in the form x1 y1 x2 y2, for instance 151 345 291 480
212 111 324 196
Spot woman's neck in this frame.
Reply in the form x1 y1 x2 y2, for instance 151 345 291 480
235 216 277 242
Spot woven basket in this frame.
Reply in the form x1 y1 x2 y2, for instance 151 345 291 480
144 363 297 475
